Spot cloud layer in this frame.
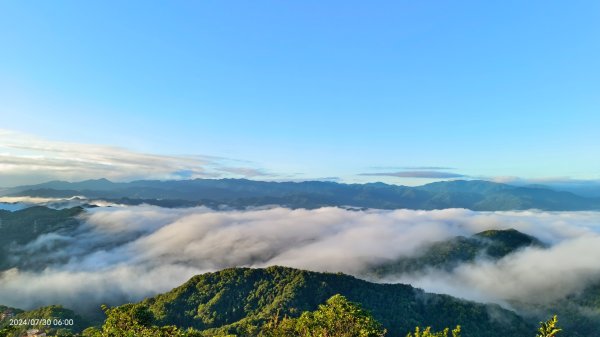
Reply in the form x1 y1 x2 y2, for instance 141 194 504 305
2 206 600 316
392 236 600 308
359 171 466 178
0 129 271 186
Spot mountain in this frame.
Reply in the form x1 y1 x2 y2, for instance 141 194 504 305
364 229 600 337
0 206 83 245
6 178 119 193
525 182 600 198
368 228 544 276
139 266 532 337
5 179 600 211
0 206 83 269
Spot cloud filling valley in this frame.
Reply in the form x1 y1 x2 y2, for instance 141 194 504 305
1 206 600 315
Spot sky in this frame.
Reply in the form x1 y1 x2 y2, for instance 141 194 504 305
0 1 599 186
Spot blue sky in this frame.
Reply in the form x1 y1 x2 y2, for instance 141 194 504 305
0 1 599 186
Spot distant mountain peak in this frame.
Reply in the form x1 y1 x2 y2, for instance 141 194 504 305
83 178 112 183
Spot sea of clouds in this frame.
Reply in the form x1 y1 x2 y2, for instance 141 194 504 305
1 205 600 315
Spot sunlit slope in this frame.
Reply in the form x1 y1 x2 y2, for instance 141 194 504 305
140 266 532 337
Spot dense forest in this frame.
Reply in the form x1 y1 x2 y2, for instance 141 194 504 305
1 292 562 337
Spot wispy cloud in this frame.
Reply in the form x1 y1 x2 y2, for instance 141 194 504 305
218 167 272 178
0 129 273 186
359 171 466 179
403 166 455 170
368 166 455 170
265 177 342 183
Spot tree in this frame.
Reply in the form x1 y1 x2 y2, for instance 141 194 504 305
536 315 562 337
406 325 461 337
90 304 202 337
263 294 386 337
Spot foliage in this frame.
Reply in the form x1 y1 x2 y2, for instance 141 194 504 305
406 326 461 337
262 294 386 337
82 304 203 337
85 300 565 337
140 266 531 337
0 326 15 337
535 315 561 337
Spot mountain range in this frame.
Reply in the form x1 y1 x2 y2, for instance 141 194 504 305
4 178 600 211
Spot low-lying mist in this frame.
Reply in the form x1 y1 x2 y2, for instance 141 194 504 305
2 205 600 316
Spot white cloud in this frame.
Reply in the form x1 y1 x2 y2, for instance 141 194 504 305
394 236 600 307
0 129 271 186
2 206 600 315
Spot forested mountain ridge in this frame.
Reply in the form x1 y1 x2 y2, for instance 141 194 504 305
368 228 544 276
139 266 532 337
0 206 83 244
5 178 600 211
0 206 83 269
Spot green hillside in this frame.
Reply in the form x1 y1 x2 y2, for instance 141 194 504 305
140 266 532 337
0 206 83 246
0 206 83 269
369 228 543 276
